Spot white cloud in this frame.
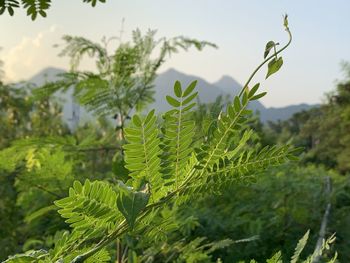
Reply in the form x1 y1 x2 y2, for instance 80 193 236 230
2 25 68 82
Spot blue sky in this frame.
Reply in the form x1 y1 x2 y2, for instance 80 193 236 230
1 0 350 107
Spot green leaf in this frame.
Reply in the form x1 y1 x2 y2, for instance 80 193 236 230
8 6 14 16
73 180 83 194
117 185 150 229
39 10 47 18
182 92 198 105
144 109 155 124
183 80 197 97
250 92 267 101
248 83 260 98
242 90 248 105
264 41 275 59
234 96 241 112
174 81 182 97
132 115 142 127
166 96 181 107
85 248 111 263
266 57 283 79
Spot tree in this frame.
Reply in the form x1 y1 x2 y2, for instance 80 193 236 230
0 81 70 260
35 30 216 139
268 64 350 173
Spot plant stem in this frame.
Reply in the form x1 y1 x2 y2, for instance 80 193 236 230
238 27 292 98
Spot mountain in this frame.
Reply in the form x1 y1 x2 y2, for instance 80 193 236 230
27 67 318 123
210 74 316 121
212 75 241 95
157 70 316 122
213 75 265 112
29 67 65 85
151 68 225 112
259 104 316 123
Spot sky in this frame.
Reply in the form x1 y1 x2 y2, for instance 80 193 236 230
1 0 350 107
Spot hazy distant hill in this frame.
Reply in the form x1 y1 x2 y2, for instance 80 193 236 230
28 67 317 124
151 68 226 112
154 69 316 122
260 104 316 122
209 73 316 122
213 74 265 113
29 67 65 85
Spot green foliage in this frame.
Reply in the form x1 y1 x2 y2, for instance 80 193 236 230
123 110 162 188
3 16 341 263
266 57 283 79
35 30 216 125
117 183 150 229
55 180 121 235
161 80 198 188
28 82 297 262
266 64 350 173
262 231 337 263
0 0 107 20
182 164 345 262
0 82 71 260
290 230 309 263
83 0 105 7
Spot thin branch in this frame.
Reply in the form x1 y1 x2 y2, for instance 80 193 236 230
17 176 63 199
76 145 122 152
238 18 292 98
312 176 332 263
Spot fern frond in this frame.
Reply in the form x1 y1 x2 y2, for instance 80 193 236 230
3 249 48 262
59 35 108 70
123 110 162 189
304 232 337 263
84 248 110 263
1 138 73 166
33 71 85 99
161 80 197 188
185 145 300 196
266 251 282 263
178 83 301 197
195 91 255 171
64 247 111 263
137 209 179 242
55 180 122 236
291 230 310 263
3 135 119 157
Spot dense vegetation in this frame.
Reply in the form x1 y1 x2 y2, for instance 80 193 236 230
1 15 349 263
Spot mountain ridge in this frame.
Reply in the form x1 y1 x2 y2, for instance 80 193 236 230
28 67 317 123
